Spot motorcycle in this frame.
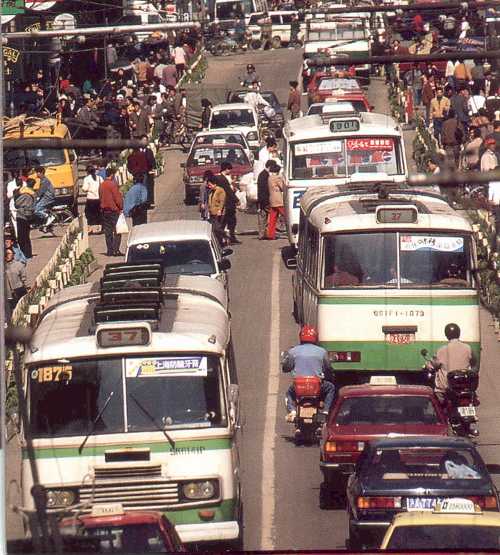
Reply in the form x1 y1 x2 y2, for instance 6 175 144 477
421 349 480 438
290 375 324 444
31 205 74 235
207 28 247 56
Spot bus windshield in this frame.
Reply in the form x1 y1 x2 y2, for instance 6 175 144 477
322 232 473 288
291 137 402 179
29 355 226 438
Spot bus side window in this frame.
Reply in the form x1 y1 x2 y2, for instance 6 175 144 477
305 223 315 279
310 227 319 286
297 211 306 266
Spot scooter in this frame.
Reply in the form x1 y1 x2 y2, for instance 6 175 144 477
290 375 324 445
421 349 480 438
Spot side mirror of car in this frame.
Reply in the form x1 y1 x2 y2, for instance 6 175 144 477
222 247 233 257
219 258 231 271
420 348 428 357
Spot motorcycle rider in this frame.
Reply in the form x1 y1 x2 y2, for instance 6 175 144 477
282 325 335 422
242 64 260 87
34 166 56 230
433 323 477 403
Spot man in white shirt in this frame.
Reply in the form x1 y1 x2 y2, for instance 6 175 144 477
480 137 498 172
468 90 486 115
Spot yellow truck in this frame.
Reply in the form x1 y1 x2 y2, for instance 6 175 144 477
3 116 79 214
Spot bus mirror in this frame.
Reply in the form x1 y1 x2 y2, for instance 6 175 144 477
229 384 239 404
285 256 297 269
68 151 76 162
420 348 428 357
291 224 299 234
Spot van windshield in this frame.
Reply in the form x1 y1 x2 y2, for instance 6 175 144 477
211 109 255 128
127 240 217 275
215 0 244 19
28 355 226 438
322 232 473 288
4 147 66 169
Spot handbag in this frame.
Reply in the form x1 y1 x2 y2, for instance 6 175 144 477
115 212 129 234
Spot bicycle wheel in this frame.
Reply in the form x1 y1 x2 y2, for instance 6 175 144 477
54 208 74 226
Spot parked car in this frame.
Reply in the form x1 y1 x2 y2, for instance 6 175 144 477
181 142 253 203
319 382 448 508
59 503 186 552
380 500 500 550
208 103 261 153
226 89 285 137
126 220 233 284
346 436 499 549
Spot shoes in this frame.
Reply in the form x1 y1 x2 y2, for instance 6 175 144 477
113 251 125 257
286 410 296 423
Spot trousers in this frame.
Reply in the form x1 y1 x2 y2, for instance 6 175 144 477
257 208 269 239
102 210 121 255
267 206 285 239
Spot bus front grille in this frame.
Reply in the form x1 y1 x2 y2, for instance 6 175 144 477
79 480 179 510
94 464 162 480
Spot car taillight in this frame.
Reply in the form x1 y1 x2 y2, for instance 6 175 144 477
467 496 498 509
357 496 402 509
324 441 364 453
328 351 361 363
457 397 473 406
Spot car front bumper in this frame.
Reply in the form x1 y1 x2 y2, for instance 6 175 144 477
176 521 240 543
320 460 355 479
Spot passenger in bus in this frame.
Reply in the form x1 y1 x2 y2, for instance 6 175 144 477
386 266 413 284
324 263 360 287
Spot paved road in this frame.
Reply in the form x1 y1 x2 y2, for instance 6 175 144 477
8 46 500 550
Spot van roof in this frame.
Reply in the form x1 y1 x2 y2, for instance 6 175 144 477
26 275 230 364
127 220 214 245
3 117 69 140
212 103 257 112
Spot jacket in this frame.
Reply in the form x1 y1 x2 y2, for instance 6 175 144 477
430 96 450 119
36 177 55 209
282 343 332 380
268 173 284 207
441 118 462 146
124 182 148 216
218 175 238 211
257 169 270 210
287 89 301 114
129 110 150 138
99 178 123 212
14 187 35 220
208 186 226 216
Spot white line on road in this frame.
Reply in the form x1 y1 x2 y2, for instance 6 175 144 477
260 250 281 550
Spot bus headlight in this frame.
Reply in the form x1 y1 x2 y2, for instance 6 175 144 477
180 479 218 500
46 489 77 508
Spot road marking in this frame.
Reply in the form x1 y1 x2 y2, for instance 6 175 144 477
260 250 281 550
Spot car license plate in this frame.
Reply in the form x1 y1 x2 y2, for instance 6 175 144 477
386 333 415 345
406 497 446 511
458 406 476 417
299 406 316 419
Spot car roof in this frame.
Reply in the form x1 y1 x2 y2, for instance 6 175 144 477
212 102 256 112
390 510 500 527
338 384 436 398
195 130 245 137
127 220 213 245
370 436 475 449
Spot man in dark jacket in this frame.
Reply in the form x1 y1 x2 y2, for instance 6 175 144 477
218 162 241 245
257 160 272 240
129 100 150 138
441 109 464 167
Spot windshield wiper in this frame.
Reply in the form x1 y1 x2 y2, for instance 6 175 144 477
130 394 176 449
78 391 114 454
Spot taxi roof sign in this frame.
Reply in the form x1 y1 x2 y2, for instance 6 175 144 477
369 375 397 385
434 498 480 514
91 503 125 517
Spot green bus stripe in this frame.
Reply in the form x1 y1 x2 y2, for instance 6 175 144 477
25 437 232 459
319 296 478 306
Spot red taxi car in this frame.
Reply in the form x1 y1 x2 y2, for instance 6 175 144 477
319 381 448 508
307 75 370 109
60 504 185 553
182 143 252 205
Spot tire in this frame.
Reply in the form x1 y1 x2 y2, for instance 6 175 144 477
319 482 334 510
251 39 262 50
272 36 281 49
347 525 363 550
214 43 225 56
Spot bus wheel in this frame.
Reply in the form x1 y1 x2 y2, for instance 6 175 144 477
272 36 281 49
250 39 261 50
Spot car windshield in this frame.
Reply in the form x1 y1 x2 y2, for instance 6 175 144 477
188 146 249 167
195 133 246 148
291 137 402 178
211 109 255 128
4 147 66 169
366 447 487 481
29 355 226 438
387 525 500 550
127 240 216 275
322 232 473 288
82 523 170 552
335 395 439 425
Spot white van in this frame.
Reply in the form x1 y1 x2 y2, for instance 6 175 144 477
208 102 261 153
126 220 233 286
247 10 305 47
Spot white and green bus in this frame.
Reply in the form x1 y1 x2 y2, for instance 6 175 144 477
293 185 481 384
282 104 408 248
22 264 242 548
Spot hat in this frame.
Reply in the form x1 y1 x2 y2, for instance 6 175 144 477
116 93 124 100
485 136 496 145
